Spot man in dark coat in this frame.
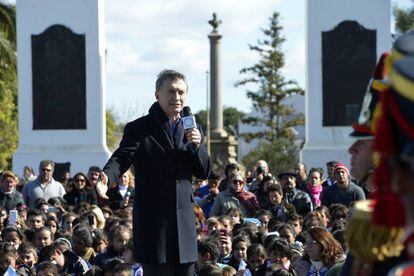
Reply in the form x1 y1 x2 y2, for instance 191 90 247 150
100 70 211 276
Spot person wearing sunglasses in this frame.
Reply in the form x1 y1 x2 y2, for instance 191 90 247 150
63 172 97 207
210 173 259 218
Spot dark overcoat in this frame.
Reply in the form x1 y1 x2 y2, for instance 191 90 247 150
103 102 211 264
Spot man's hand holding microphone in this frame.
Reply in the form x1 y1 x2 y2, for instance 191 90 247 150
182 106 201 150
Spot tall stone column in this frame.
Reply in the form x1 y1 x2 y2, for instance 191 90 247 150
207 13 238 169
208 14 223 133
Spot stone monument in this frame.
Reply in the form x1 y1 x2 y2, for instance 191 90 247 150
13 0 111 177
300 0 390 169
208 13 238 167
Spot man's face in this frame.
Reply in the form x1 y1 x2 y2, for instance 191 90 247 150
327 165 335 179
335 169 349 185
281 175 296 191
1 176 15 193
348 139 373 180
39 164 53 183
155 78 187 119
88 171 100 185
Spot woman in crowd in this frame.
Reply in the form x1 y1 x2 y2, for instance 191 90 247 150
294 226 345 275
63 172 97 207
106 170 135 210
306 168 324 208
210 172 260 217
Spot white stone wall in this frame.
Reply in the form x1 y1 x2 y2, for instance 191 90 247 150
13 0 111 176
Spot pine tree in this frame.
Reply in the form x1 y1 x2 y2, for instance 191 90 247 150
394 1 414 35
235 12 304 143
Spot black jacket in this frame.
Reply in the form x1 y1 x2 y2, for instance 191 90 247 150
63 187 97 206
106 185 134 210
0 190 25 211
103 102 211 264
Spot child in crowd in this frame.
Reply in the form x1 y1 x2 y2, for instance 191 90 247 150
226 207 243 225
93 225 131 268
219 215 233 234
1 226 24 250
206 217 222 235
123 239 143 276
246 243 267 275
61 212 77 233
17 241 38 275
218 233 233 264
39 242 92 275
72 225 96 263
197 238 221 270
0 242 18 274
92 229 108 255
35 227 54 251
113 263 134 276
36 261 59 276
227 235 250 271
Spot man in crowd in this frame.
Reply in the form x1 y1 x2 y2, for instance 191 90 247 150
278 170 312 216
0 171 25 211
22 160 66 209
295 163 308 190
322 161 337 188
100 70 211 276
249 160 270 192
196 172 220 218
321 163 365 207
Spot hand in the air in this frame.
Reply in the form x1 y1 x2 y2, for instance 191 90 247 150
96 172 109 199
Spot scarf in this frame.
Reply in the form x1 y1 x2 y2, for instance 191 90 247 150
82 247 96 262
231 188 260 215
307 184 323 206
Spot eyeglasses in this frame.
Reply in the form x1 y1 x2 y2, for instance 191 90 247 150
232 180 244 185
74 179 86 183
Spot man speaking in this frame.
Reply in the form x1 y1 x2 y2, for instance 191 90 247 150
100 70 211 275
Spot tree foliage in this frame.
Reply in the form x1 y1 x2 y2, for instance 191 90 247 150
242 139 299 176
0 1 17 170
394 1 414 35
195 107 245 136
235 12 304 143
106 109 122 151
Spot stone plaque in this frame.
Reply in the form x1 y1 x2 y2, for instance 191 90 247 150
322 20 376 126
32 24 86 129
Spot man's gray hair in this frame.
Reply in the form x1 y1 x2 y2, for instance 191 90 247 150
155 69 187 91
39 160 55 171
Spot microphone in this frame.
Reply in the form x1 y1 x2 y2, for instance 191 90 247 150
182 106 198 150
182 106 197 130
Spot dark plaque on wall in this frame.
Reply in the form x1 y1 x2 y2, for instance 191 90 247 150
322 20 376 126
32 24 86 129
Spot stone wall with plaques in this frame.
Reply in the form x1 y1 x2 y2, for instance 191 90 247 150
13 0 111 176
300 0 390 169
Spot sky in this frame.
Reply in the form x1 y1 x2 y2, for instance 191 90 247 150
104 0 413 123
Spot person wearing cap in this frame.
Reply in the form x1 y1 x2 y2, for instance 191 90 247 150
0 171 25 212
278 170 313 217
321 163 365 207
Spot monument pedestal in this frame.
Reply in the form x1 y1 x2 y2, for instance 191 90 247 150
14 0 110 176
300 0 390 169
210 130 238 168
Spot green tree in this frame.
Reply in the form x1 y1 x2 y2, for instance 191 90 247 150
194 107 245 136
0 1 17 170
394 1 414 35
106 108 122 151
242 139 299 176
235 12 304 143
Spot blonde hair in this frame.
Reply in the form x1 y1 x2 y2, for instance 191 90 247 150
90 205 106 229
